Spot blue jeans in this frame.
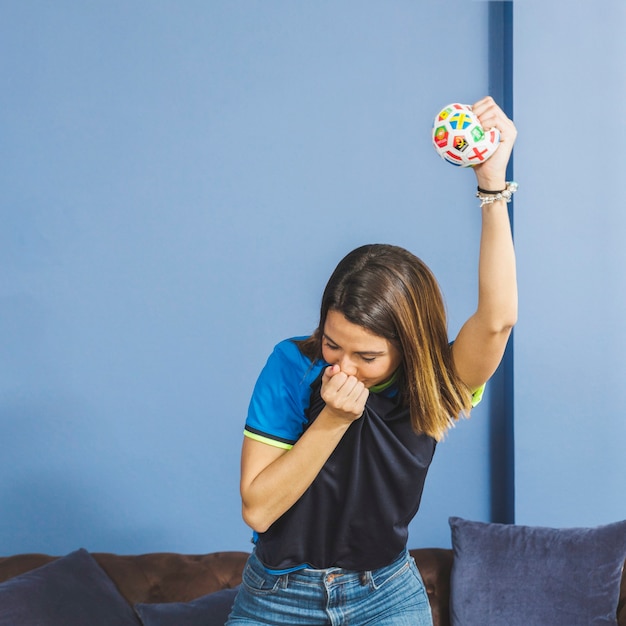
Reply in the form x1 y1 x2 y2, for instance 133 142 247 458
225 549 433 626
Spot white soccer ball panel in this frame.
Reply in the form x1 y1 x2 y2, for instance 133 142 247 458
431 103 500 168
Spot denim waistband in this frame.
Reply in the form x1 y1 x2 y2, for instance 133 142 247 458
281 549 410 588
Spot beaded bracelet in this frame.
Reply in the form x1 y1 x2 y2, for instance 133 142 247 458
476 181 518 206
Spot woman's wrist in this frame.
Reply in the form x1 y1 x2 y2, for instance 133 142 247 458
475 177 506 192
476 181 518 207
317 406 359 431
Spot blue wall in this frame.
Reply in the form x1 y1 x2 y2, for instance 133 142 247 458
3 1 622 558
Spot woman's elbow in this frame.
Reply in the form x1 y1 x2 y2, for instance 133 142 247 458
242 502 273 534
492 302 518 333
500 312 517 333
482 315 516 337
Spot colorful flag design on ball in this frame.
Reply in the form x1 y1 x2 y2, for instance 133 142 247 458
431 103 500 168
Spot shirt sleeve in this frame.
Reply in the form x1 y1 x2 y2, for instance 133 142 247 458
244 339 323 449
471 383 486 407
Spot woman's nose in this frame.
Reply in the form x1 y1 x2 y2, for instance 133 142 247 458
339 355 358 376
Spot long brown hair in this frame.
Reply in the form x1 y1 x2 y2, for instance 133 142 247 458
297 244 472 440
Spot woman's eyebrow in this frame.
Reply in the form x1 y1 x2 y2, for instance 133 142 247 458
322 332 339 346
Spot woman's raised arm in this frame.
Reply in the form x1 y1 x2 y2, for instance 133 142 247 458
452 97 518 391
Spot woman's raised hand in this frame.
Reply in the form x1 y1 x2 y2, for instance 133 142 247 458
471 96 517 191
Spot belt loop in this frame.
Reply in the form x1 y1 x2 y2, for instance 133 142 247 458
359 571 370 586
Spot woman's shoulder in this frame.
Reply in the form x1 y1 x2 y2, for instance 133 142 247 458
268 337 322 374
250 337 325 414
273 336 310 358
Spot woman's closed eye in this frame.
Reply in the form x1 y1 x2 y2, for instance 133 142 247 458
324 340 379 363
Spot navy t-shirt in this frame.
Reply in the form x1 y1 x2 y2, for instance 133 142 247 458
244 338 481 573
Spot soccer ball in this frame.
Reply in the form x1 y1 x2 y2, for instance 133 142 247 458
432 103 500 167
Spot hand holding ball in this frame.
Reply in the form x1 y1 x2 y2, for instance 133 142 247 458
432 103 500 167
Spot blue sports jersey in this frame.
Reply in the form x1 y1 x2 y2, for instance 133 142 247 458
244 338 325 450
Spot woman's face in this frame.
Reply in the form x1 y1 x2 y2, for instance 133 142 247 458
321 310 402 388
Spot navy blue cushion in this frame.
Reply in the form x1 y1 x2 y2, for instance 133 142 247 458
135 586 239 626
0 548 141 625
449 517 626 626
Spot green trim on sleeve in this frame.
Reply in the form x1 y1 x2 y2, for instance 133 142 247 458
243 429 294 450
471 383 486 407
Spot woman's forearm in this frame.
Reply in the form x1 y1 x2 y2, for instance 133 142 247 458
240 408 351 533
476 198 518 332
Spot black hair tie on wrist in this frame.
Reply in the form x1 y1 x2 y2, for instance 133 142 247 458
477 185 506 194
476 182 518 207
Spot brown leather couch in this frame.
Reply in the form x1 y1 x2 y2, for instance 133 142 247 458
1 548 625 625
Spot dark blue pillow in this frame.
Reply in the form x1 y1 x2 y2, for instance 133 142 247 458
449 517 626 626
135 586 239 626
0 548 141 625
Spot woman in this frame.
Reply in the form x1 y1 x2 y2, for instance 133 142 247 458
226 96 517 625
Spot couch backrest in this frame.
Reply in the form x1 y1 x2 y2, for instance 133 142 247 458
1 549 624 626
